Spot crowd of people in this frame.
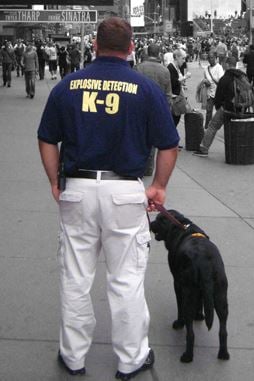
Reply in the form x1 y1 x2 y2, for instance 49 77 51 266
1 32 253 155
0 38 94 97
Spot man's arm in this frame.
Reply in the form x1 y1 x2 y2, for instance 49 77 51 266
146 147 178 210
38 140 60 202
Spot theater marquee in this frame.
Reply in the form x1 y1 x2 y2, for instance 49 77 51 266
0 9 97 23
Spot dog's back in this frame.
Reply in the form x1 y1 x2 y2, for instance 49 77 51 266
178 237 228 330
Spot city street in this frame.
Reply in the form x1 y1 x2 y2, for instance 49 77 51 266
0 61 254 381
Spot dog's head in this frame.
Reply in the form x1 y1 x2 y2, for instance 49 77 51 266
150 209 207 252
150 210 189 247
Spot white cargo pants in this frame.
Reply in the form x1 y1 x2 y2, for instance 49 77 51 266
58 176 151 373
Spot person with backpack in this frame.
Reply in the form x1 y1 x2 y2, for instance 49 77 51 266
203 50 224 129
193 56 253 157
243 44 254 85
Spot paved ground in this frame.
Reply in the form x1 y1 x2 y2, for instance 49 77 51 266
0 61 254 381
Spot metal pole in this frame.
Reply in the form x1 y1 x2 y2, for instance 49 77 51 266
210 0 213 34
80 22 85 69
250 0 253 44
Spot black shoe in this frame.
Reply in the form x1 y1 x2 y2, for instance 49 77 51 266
58 351 86 376
115 349 155 380
30 94 34 98
193 148 208 157
7 83 11 87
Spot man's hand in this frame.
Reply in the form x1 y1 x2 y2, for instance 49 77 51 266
146 186 166 212
51 184 61 202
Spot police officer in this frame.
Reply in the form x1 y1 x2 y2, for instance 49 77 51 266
38 17 179 380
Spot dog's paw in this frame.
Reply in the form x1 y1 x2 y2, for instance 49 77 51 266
195 312 205 321
172 320 184 330
180 352 193 363
217 350 230 360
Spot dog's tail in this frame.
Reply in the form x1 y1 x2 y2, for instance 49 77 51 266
199 265 214 330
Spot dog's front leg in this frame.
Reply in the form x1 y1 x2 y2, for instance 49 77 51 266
180 320 194 363
172 280 185 329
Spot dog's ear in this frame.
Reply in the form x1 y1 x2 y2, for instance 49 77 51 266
168 209 191 225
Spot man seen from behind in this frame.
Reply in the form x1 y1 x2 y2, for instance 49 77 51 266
37 17 179 381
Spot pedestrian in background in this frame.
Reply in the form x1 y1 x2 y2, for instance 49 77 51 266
168 48 191 128
22 42 39 98
69 43 81 72
38 16 179 380
203 50 224 129
216 38 227 67
0 41 16 87
83 43 92 68
14 39 26 77
45 42 58 80
36 41 47 80
58 46 68 79
136 43 172 175
194 56 239 157
126 48 136 67
163 45 174 67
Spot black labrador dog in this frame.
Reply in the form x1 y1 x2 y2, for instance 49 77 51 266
150 209 230 363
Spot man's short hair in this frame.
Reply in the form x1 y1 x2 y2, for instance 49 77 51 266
96 17 132 54
147 43 160 57
225 56 237 67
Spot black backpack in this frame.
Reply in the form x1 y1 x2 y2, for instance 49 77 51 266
232 72 254 113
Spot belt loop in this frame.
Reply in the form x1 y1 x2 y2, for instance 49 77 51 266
96 171 102 183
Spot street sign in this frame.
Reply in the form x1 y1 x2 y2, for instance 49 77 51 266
164 20 173 32
2 1 113 4
0 9 97 23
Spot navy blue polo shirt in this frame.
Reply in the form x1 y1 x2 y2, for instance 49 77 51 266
37 56 179 177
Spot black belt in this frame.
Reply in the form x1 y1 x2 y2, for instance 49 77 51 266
67 170 138 181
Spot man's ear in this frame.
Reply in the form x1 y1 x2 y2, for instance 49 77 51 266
127 40 135 55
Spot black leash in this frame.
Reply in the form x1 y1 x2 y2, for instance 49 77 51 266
151 201 190 231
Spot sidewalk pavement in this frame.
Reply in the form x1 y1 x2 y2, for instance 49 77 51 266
0 65 254 381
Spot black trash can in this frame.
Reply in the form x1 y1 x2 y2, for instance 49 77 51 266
224 111 254 165
184 111 204 151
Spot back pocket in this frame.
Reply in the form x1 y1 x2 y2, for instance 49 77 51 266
59 191 83 227
112 192 147 229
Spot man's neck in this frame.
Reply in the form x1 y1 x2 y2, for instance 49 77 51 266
97 50 128 60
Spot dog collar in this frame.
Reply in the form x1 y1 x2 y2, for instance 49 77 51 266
191 233 206 238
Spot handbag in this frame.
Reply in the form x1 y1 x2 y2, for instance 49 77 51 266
171 94 191 116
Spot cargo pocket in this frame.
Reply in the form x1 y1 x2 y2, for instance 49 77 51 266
136 231 151 271
59 191 83 227
57 229 65 271
112 192 147 229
